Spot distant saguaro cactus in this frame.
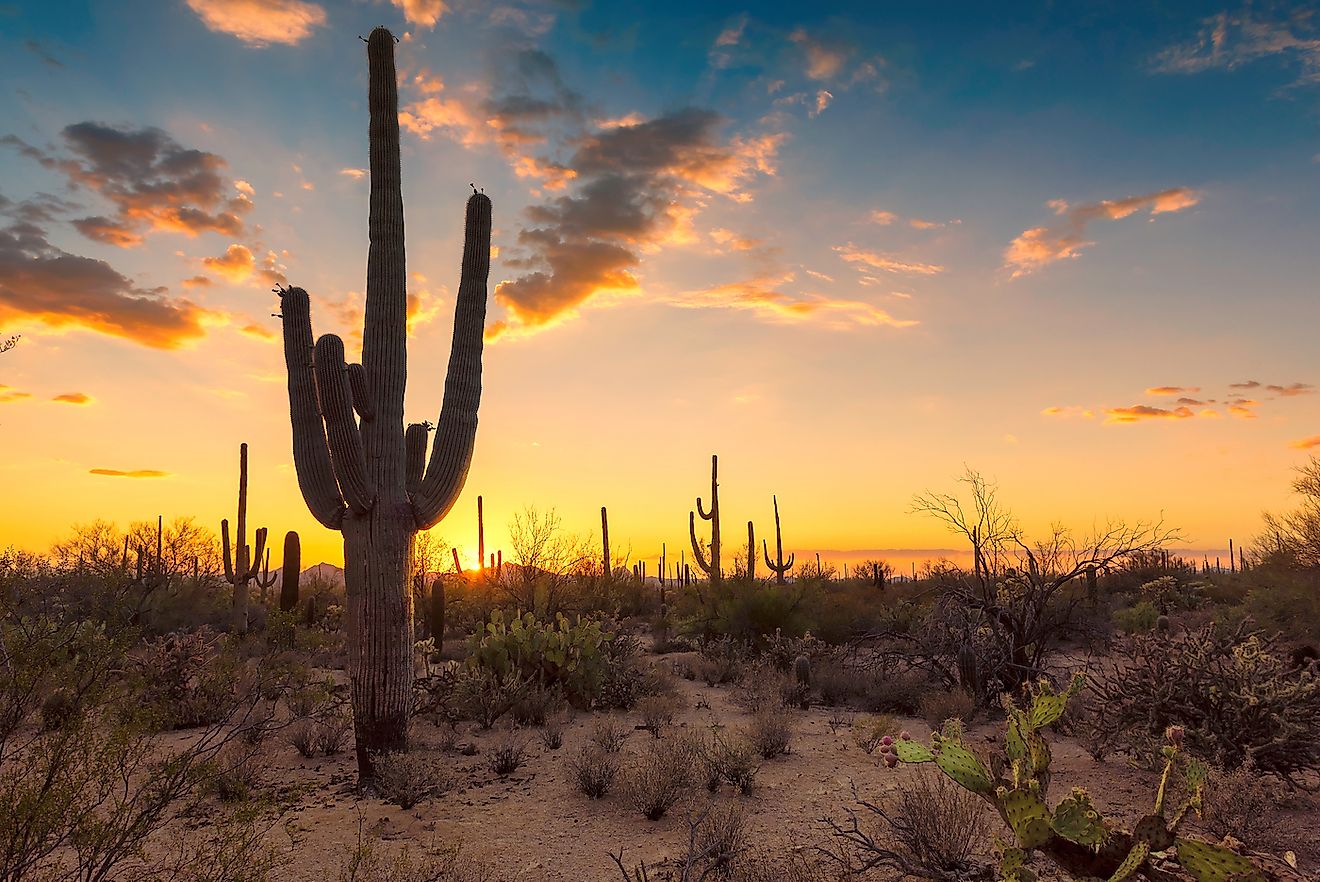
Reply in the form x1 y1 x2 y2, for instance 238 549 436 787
689 454 722 584
276 27 491 781
601 505 611 578
428 577 445 642
762 495 794 585
279 531 301 612
477 495 485 570
221 442 269 635
745 520 755 580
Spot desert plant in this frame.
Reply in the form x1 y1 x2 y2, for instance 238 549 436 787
453 667 528 729
689 455 723 584
1088 621 1320 783
134 627 239 729
890 674 1274 882
487 728 526 777
702 731 761 794
824 767 991 882
220 443 270 636
1199 764 1279 851
278 530 300 613
623 736 697 820
591 715 629 753
762 495 795 585
467 610 611 707
568 744 619 798
209 743 262 802
1112 600 1160 634
918 688 975 730
277 25 492 782
538 717 564 750
744 706 794 759
372 750 450 809
637 694 678 737
851 714 897 755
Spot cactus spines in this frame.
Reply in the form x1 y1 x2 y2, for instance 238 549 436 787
689 454 721 584
279 530 301 612
601 505 610 578
793 654 811 687
221 442 269 635
276 27 491 782
427 576 445 642
762 495 794 585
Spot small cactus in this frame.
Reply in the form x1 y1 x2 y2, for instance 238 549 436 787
1157 614 1171 633
793 654 811 688
957 642 981 698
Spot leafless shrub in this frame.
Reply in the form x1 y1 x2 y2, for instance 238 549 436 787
918 689 974 731
823 770 992 881
623 736 697 820
372 751 450 809
827 710 852 735
852 714 897 754
702 731 761 794
568 744 619 798
336 817 502 882
1199 765 1280 850
487 729 527 777
610 801 748 882
209 743 263 803
743 706 794 759
538 716 564 750
638 694 679 737
591 715 629 753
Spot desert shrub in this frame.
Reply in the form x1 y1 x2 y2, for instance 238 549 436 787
591 715 629 753
597 633 647 710
336 831 500 882
824 767 990 879
685 581 811 644
814 660 870 707
851 714 897 754
538 716 564 750
861 669 928 715
1138 575 1203 612
827 710 852 734
1088 621 1320 783
452 667 527 729
510 681 562 726
486 728 527 777
1199 765 1279 849
134 627 239 729
40 689 77 731
744 706 794 759
1243 569 1320 644
1112 600 1160 634
209 743 262 802
702 731 761 794
372 751 450 809
692 636 749 686
288 718 319 758
637 694 678 737
917 689 974 730
732 662 794 713
568 744 619 798
622 736 697 820
316 713 352 755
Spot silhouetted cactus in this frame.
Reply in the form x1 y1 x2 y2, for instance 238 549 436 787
254 547 278 602
221 442 268 635
957 643 980 698
744 520 755 580
276 27 491 781
478 495 485 570
601 505 611 578
793 654 811 687
762 495 794 585
279 531 301 613
427 576 445 642
689 454 722 584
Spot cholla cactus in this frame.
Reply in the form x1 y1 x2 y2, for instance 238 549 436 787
888 675 1274 882
793 654 811 687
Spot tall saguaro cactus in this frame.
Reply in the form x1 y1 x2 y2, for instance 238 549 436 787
279 531 301 612
222 442 269 634
762 494 794 585
601 506 611 578
276 27 491 781
689 454 722 584
745 520 755 580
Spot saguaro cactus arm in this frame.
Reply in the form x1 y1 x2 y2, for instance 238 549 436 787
278 286 347 529
314 335 375 514
412 193 491 528
404 422 430 496
690 510 713 576
347 363 374 421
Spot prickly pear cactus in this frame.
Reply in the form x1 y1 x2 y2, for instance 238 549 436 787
887 674 1276 882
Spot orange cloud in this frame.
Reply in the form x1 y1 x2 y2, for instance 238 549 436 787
1104 404 1198 423
1290 436 1320 450
184 0 326 46
0 385 32 404
89 468 170 478
833 243 943 275
52 392 92 404
1041 406 1096 419
789 28 852 80
339 168 367 179
182 275 212 288
1154 11 1320 88
675 274 917 330
203 243 255 281
390 0 446 27
1146 385 1200 396
1004 187 1201 277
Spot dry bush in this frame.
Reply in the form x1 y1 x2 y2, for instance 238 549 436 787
538 716 564 750
851 714 897 755
702 731 761 794
623 736 697 820
591 715 629 753
743 706 794 759
487 728 527 777
510 681 562 727
1199 765 1280 849
209 743 263 803
824 768 991 880
861 669 929 714
827 710 853 735
637 694 679 737
373 751 450 809
316 713 352 755
568 744 619 798
337 826 502 882
917 689 974 730
134 627 239 729
288 718 319 758
814 660 871 707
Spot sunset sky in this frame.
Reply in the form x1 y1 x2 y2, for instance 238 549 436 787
2 0 1318 571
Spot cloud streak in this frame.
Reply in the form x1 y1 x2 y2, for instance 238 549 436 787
184 0 327 46
1004 187 1200 277
89 468 170 478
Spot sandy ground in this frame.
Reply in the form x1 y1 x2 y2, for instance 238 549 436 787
215 656 1318 882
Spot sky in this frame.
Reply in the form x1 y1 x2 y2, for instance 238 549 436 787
1 0 1318 572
